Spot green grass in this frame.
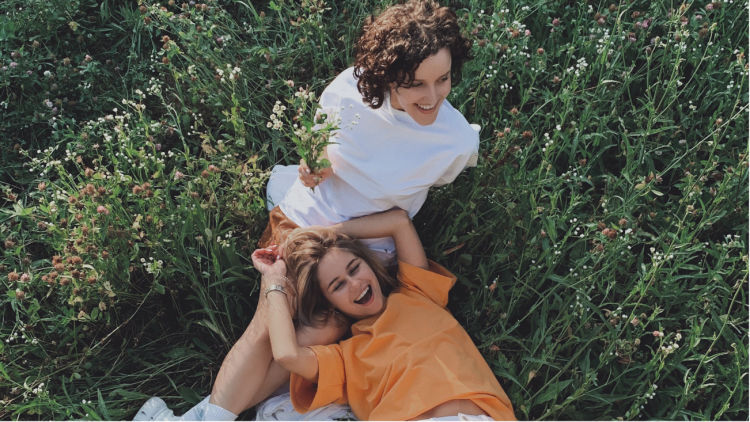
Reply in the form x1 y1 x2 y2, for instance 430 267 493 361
1 0 747 419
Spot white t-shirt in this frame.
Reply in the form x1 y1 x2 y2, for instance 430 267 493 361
279 67 478 253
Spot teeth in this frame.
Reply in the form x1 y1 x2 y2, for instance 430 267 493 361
417 104 434 110
356 286 370 302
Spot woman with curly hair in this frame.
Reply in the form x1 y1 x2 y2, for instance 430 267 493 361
134 1 479 420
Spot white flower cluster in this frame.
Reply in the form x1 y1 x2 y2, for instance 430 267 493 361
569 291 591 317
650 247 673 265
566 56 589 77
140 256 164 275
217 230 233 248
267 100 286 130
542 132 554 152
659 332 681 356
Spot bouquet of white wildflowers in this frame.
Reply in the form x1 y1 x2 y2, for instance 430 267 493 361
268 85 340 176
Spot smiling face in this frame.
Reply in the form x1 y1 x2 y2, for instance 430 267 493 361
316 248 386 320
389 47 452 126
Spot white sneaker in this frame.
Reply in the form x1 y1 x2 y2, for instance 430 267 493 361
133 397 179 421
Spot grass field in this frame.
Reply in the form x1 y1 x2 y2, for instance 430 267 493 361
0 0 747 419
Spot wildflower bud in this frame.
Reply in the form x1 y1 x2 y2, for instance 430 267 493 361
522 130 533 139
595 243 604 252
597 221 606 230
4 238 15 249
87 276 97 284
38 221 48 230
208 164 220 173
537 48 544 55
489 344 500 352
139 5 147 14
96 205 110 215
598 17 606 25
168 0 175 5
101 250 109 259
144 16 152 24
552 18 560 26
8 271 20 282
20 273 30 283
190 191 200 198
201 170 210 178
496 131 505 138
715 118 723 126
602 228 617 239
630 317 640 326
609 3 617 12
618 218 628 227
162 56 169 65
540 229 547 238
174 171 185 180
132 185 143 195
510 107 519 115
259 11 265 18
634 338 641 346
15 289 25 300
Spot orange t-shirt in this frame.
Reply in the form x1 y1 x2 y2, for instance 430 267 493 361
290 260 516 420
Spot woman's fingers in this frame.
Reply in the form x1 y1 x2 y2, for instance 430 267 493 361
298 159 331 187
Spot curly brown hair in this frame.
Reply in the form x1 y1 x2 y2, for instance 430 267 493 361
353 0 472 108
282 226 401 327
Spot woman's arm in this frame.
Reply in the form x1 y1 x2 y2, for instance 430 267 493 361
332 209 428 269
252 247 319 382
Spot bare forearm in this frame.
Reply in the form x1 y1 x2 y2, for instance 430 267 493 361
333 209 428 268
332 208 410 239
264 276 319 381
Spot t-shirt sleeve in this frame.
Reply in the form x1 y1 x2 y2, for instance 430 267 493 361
397 260 457 307
433 124 480 186
290 344 348 413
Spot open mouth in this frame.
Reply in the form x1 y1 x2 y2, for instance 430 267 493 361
354 286 373 305
416 104 435 113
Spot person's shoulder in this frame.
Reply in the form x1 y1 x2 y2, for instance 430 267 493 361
397 260 456 286
321 67 364 108
437 100 479 146
324 67 358 95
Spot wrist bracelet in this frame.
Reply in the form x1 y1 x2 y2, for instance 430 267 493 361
264 284 288 298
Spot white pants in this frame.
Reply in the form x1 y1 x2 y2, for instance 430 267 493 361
254 392 355 421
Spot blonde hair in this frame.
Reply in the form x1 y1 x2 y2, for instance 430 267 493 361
282 227 400 327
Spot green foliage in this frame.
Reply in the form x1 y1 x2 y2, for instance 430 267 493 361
1 0 747 420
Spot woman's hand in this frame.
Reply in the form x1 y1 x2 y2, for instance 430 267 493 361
298 158 333 188
252 246 297 316
252 245 286 279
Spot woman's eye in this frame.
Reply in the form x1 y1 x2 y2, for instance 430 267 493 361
333 281 344 291
441 76 450 82
350 263 360 276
